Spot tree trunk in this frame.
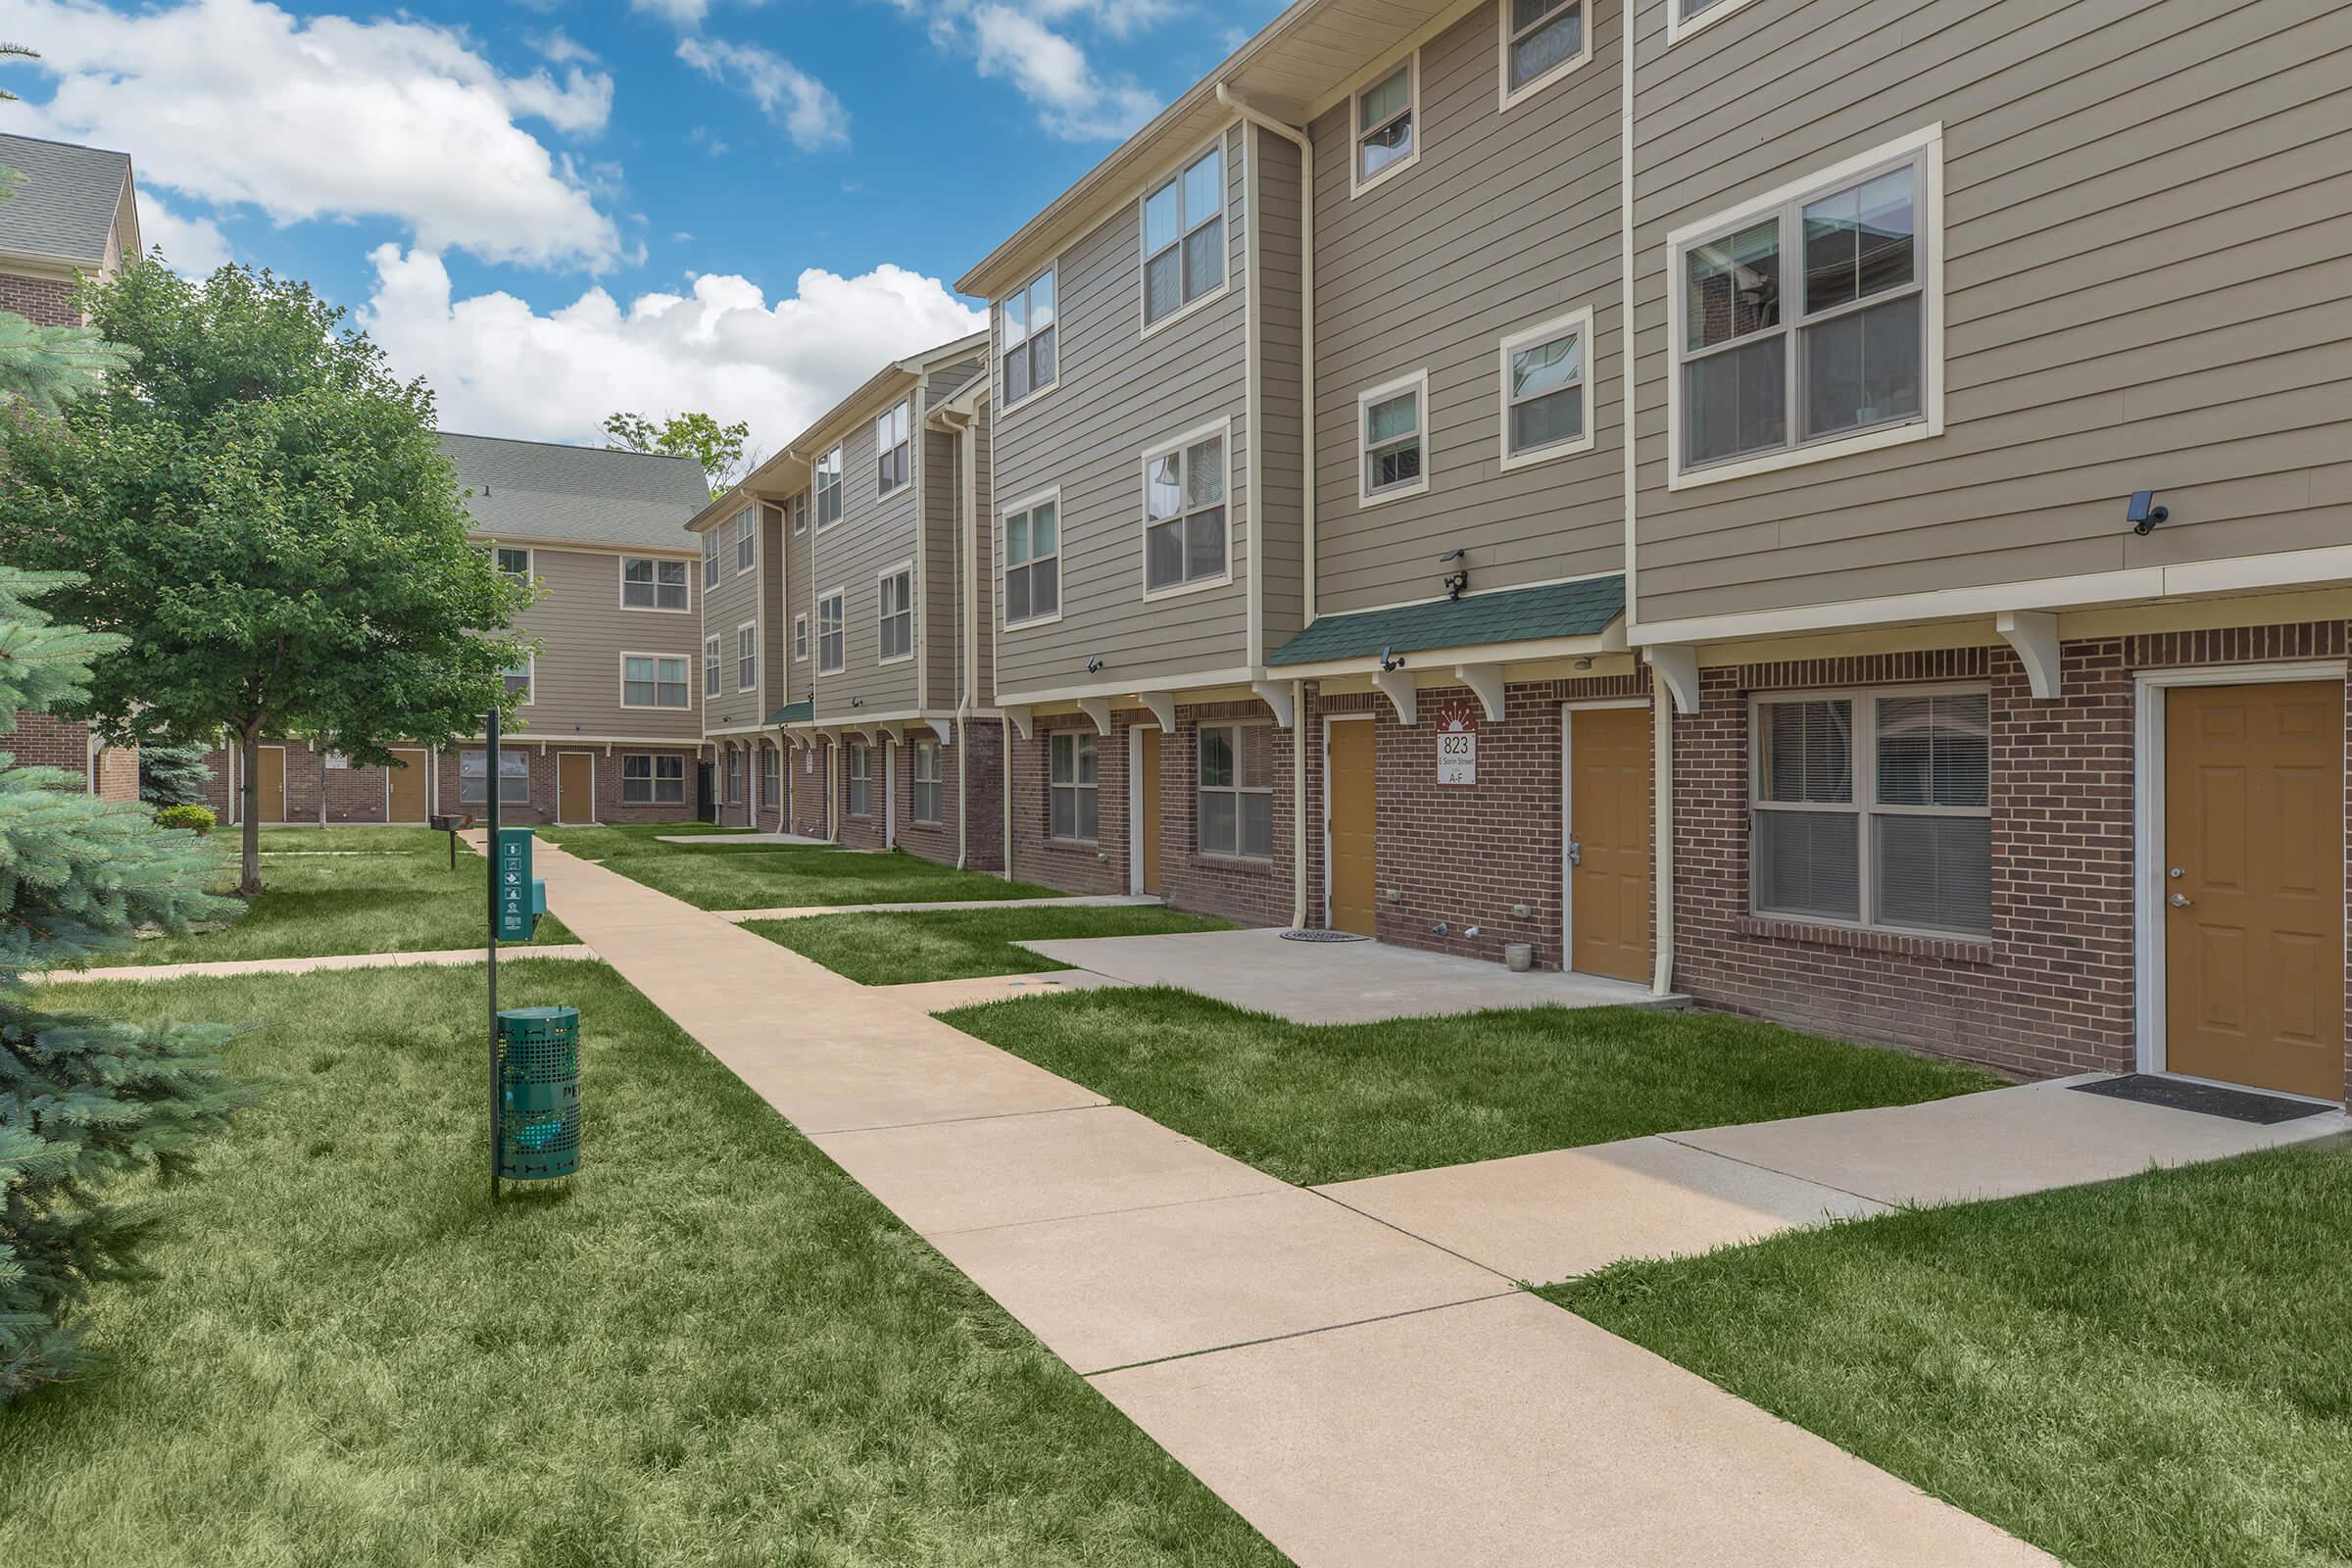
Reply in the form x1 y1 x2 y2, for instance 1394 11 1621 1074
237 724 264 898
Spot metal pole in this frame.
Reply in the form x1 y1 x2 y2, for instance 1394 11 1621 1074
487 707 501 1204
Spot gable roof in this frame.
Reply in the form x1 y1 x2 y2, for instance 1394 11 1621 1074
1267 575 1627 668
0 132 135 269
439 432 710 554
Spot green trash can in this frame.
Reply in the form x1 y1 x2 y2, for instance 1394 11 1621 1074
497 1005 580 1181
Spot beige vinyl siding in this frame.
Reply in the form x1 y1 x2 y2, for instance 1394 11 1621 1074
760 501 789 718
813 403 923 719
924 424 960 705
512 544 699 740
992 122 1252 699
973 399 998 707
1310 0 1626 618
1630 0 2352 626
700 507 765 732
1254 125 1307 655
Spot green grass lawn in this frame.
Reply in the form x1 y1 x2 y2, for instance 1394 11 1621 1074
746 906 1235 986
0 962 1285 1567
1547 1141 2352 1568
86 826 575 967
544 826 1063 912
538 821 769 859
940 988 2004 1185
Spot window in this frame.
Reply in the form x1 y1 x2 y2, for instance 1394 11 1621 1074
1049 731 1097 842
703 635 722 698
622 557 689 611
1499 309 1594 468
493 546 531 582
1142 142 1224 328
794 612 808 662
760 744 779 808
1500 0 1586 104
848 744 871 816
877 567 913 662
460 750 529 806
736 513 756 573
1358 370 1429 504
875 401 910 497
702 526 720 589
1751 688 1989 937
792 492 808 534
622 754 685 805
624 654 690 710
817 591 845 673
1673 130 1936 481
1198 722 1273 859
737 621 757 690
724 746 745 806
1668 0 1762 44
502 659 533 705
1002 266 1058 406
814 445 843 528
1352 58 1418 193
1143 426 1227 594
912 739 941 823
1004 495 1060 627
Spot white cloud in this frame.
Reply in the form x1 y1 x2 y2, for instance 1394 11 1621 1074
527 27 601 68
1 0 624 270
361 246 986 458
133 189 234 274
885 0 1158 141
630 0 713 25
675 36 847 152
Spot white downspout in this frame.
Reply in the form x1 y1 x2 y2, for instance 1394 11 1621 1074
1291 678 1308 929
1001 717 1014 881
956 407 978 869
1651 688 1676 998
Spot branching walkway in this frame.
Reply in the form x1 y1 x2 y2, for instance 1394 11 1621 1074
527 838 2050 1568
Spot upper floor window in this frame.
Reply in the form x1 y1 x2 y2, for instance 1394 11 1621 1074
814 446 844 528
1357 369 1430 505
1672 129 1937 484
1198 721 1273 859
702 527 720 588
702 635 721 698
875 401 910 497
1143 425 1228 595
877 566 913 662
794 612 808 662
1499 308 1594 468
1353 58 1418 194
736 513 757 573
623 654 690 710
737 621 758 690
911 739 942 824
1003 266 1058 406
502 659 533 705
1004 495 1060 627
496 546 532 581
1500 0 1587 106
792 492 808 534
1669 0 1762 44
1049 731 1097 842
1142 142 1224 329
817 590 845 673
622 556 689 611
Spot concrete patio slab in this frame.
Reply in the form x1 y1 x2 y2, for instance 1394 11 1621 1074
41 945 599 984
1092 1292 2055 1568
1019 926 1685 1024
719 893 1162 922
811 1104 1283 1236
928 1187 1508 1373
876 969 1125 1012
1318 1135 1887 1285
1671 1075 2352 1207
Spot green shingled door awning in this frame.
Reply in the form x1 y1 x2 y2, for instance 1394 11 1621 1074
768 700 814 725
1266 574 1625 667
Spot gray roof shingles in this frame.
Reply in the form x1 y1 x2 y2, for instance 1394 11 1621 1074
0 133 132 267
439 432 710 553
1267 574 1626 666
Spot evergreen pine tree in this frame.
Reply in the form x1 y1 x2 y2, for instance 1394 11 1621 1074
137 744 216 810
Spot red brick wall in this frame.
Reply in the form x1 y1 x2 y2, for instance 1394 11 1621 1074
1007 713 1130 898
203 739 696 826
836 739 889 852
433 743 700 826
9 710 92 780
0 271 79 327
788 739 831 837
1155 699 1296 928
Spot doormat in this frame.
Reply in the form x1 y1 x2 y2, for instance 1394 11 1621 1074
1279 929 1372 944
2069 1074 2335 1125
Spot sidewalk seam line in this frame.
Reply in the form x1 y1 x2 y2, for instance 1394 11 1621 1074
1081 1289 1523 1378
1654 1132 1894 1208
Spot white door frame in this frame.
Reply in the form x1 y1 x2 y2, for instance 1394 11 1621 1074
557 749 599 825
1560 699 1652 976
2132 659 2347 1084
1321 712 1376 930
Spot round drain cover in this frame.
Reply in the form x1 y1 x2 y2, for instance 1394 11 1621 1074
1278 929 1372 944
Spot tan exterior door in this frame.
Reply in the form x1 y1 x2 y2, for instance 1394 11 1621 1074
1139 729 1163 896
257 745 287 822
1568 707 1652 983
2165 681 2344 1101
1327 719 1377 937
558 753 595 825
388 747 428 822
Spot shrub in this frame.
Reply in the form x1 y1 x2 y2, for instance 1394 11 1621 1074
154 804 216 836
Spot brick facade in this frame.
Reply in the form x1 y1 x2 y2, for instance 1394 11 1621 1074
788 739 832 837
8 711 139 802
0 271 79 327
200 737 699 825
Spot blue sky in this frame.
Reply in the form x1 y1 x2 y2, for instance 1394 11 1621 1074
1 0 1277 454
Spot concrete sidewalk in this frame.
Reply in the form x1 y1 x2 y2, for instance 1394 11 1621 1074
527 838 2050 1567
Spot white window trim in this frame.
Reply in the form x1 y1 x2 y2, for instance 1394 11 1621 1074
1497 306 1597 471
1667 0 1767 47
1048 729 1099 844
617 555 692 613
1137 129 1234 342
1196 719 1275 861
1356 368 1432 508
701 528 720 589
875 562 916 666
619 650 693 711
814 445 846 531
620 752 687 807
1001 485 1066 633
736 618 758 692
793 612 809 662
736 512 758 575
816 587 847 674
910 738 943 824
1665 123 1944 492
1746 681 1990 941
875 401 912 499
847 741 872 817
703 634 722 698
1349 51 1422 199
1497 0 1592 112
497 654 536 709
792 493 808 535
999 258 1063 416
1138 416 1235 603
495 545 533 581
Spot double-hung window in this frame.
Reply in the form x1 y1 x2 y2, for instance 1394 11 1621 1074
702 527 720 589
1353 59 1417 192
502 659 533 704
1004 496 1059 626
1142 142 1224 328
725 747 744 806
1751 688 1989 937
1669 0 1761 43
494 546 531 582
736 621 757 690
877 567 913 662
875 401 910 497
1002 266 1057 405
622 556 689 611
622 754 685 805
817 591 845 673
794 612 808 662
1500 0 1586 104
792 493 808 534
1049 731 1097 842
460 750 530 806
847 744 871 816
736 513 757 572
911 739 941 823
1499 309 1593 467
814 446 843 528
624 654 689 710
703 635 721 698
760 744 779 808
1198 722 1273 859
1675 131 1936 479
1358 370 1429 503
1143 426 1227 594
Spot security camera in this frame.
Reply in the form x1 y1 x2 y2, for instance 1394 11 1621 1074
1085 656 1103 674
2127 491 2169 536
1378 645 1404 673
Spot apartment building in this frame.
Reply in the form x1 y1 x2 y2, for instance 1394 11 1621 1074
693 486 794 830
960 0 2352 1106
211 434 710 825
0 131 143 804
